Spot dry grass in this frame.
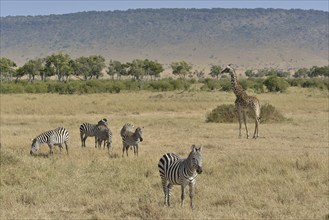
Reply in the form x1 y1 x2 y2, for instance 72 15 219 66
0 88 328 219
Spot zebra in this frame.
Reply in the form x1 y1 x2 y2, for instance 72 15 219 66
158 144 203 209
79 118 108 147
95 124 113 152
30 127 69 155
120 123 143 157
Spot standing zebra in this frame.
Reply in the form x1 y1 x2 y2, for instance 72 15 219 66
95 124 113 152
158 144 203 209
30 127 69 155
120 123 143 157
79 118 108 147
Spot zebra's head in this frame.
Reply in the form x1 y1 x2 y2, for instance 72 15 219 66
135 127 144 142
98 118 108 126
189 144 203 174
30 138 40 155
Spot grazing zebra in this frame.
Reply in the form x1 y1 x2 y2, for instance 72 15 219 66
120 123 143 157
158 144 203 209
95 124 113 152
30 127 69 155
79 118 108 147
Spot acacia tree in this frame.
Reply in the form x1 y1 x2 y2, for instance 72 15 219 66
45 53 72 81
171 61 192 79
107 60 127 80
127 59 146 80
0 57 17 81
209 65 222 79
89 55 106 79
194 69 205 79
143 59 164 80
308 66 329 77
21 58 44 82
294 68 309 78
73 56 91 80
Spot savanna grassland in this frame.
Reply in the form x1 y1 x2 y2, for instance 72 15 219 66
0 88 328 219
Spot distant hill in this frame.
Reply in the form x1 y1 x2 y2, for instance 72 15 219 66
1 8 328 72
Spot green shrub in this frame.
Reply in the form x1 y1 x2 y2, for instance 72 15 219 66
264 76 289 92
169 78 188 90
66 81 82 94
206 103 287 123
239 80 248 90
25 84 36 93
33 82 48 93
219 79 231 92
260 103 287 123
123 79 139 91
302 79 328 90
206 104 237 123
244 79 265 93
0 82 24 93
200 78 221 91
148 80 174 91
288 78 305 87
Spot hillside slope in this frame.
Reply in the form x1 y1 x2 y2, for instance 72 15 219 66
1 8 328 70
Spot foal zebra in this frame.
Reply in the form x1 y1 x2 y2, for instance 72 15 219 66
30 127 69 155
158 145 203 209
120 123 143 157
95 124 113 152
79 118 108 147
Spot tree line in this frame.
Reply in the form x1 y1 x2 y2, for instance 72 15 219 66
0 53 328 83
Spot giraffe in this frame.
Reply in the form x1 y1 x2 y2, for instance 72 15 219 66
221 64 260 139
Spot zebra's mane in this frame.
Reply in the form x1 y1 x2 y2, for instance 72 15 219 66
122 123 135 136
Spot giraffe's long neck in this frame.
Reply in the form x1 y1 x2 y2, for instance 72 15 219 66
230 70 245 98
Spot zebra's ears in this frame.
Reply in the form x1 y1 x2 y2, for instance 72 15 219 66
191 144 203 153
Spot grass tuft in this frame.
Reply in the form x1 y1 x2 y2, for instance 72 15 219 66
0 149 20 166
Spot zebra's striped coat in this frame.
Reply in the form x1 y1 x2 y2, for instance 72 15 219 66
79 118 108 147
158 145 203 209
30 127 69 155
120 123 143 157
95 124 113 151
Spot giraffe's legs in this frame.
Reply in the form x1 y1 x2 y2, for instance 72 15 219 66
253 117 259 139
236 105 243 138
242 111 249 139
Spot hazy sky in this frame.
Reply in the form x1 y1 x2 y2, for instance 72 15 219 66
1 0 328 17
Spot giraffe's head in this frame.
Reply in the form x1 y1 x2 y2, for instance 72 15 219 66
221 64 235 74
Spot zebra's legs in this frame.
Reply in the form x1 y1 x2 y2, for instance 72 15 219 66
94 136 97 148
134 145 138 156
82 135 88 147
243 111 249 139
64 141 69 154
163 182 168 206
189 182 195 209
181 184 187 207
122 143 129 157
58 144 63 153
48 143 54 155
163 181 172 206
80 133 84 147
